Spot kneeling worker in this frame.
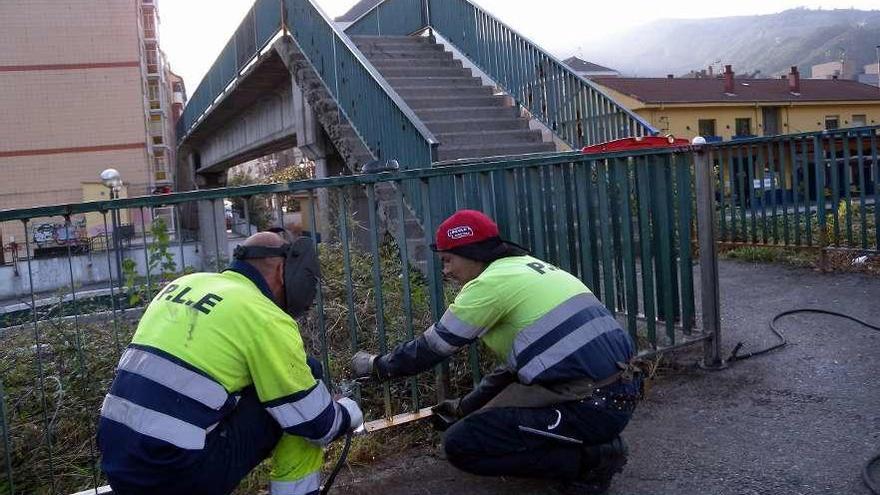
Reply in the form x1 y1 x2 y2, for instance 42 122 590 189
352 210 639 494
98 230 363 495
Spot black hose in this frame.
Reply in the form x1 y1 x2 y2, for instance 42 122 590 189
319 430 352 495
724 308 880 494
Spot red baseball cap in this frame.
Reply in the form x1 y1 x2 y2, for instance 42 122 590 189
432 210 500 252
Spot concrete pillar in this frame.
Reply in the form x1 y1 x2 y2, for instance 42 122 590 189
196 172 228 271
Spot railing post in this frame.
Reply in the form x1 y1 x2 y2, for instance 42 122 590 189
693 138 724 368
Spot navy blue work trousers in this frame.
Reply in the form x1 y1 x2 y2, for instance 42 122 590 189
443 400 632 481
107 388 282 495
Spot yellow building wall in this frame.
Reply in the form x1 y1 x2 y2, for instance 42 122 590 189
596 85 880 140
633 103 880 141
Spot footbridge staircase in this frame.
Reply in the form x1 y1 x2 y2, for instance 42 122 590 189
175 0 656 263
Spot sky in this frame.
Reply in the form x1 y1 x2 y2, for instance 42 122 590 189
159 0 880 91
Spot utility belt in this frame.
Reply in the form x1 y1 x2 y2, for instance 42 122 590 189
482 360 642 412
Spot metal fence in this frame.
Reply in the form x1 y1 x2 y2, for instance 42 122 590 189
710 126 879 251
0 147 719 494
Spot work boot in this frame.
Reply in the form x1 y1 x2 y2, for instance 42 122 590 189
559 436 628 495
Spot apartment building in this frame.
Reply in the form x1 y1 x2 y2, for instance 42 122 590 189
0 0 185 252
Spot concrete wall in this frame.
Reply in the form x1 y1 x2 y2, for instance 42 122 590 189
0 242 244 301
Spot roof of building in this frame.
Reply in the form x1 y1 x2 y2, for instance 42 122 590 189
335 0 383 22
593 77 880 104
562 57 617 74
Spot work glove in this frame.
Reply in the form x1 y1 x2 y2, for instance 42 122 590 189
430 398 464 431
336 397 364 431
351 350 378 379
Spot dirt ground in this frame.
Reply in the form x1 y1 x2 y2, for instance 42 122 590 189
331 260 880 495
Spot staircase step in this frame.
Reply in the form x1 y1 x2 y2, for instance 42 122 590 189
386 76 483 88
406 95 507 109
415 106 520 121
435 129 544 146
437 143 558 161
425 118 531 133
359 49 454 61
394 85 493 98
372 58 461 69
378 66 473 78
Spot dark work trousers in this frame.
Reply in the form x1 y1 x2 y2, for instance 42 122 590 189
107 387 282 495
443 400 632 481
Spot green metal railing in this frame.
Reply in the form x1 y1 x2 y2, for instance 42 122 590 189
711 126 879 251
177 0 282 141
346 0 658 148
0 146 713 494
282 0 438 168
344 0 427 36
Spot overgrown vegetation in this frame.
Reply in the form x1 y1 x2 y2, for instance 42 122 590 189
0 228 477 495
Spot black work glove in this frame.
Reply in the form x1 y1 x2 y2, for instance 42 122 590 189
431 398 463 431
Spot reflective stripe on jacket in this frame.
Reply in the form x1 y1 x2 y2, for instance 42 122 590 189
376 255 635 386
98 263 348 487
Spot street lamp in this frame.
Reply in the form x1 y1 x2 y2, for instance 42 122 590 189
101 168 124 288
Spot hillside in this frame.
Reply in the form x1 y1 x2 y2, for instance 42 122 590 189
580 8 880 78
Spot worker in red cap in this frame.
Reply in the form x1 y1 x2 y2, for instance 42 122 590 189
352 209 640 494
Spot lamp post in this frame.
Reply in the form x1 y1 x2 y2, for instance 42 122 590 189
876 45 879 91
101 168 124 288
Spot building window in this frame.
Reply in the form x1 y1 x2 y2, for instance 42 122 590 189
735 118 752 137
852 114 867 127
825 115 840 130
698 119 716 138
147 81 161 109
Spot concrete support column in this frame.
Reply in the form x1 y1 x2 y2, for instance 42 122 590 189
196 172 228 271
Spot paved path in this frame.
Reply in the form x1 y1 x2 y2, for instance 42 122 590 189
334 260 880 495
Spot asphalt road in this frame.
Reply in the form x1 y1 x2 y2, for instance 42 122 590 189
333 260 880 495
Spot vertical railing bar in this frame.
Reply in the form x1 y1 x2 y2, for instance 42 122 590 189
101 212 122 353
338 188 358 352
307 189 330 386
871 131 879 250
830 135 841 245
718 147 727 241
420 177 449 402
609 159 625 311
813 135 827 250
676 154 695 335
63 215 101 491
0 379 14 495
843 133 854 245
802 139 813 246
596 160 616 313
452 174 482 388
394 180 419 411
736 145 747 241
780 139 791 245
175 204 187 273
694 145 722 367
552 164 572 272
727 148 737 242
574 162 594 289
243 197 253 236
653 158 676 343
21 220 58 492
365 184 392 417
139 207 153 300
527 167 546 259
791 139 802 245
756 144 768 243
767 139 779 244
563 163 580 278
856 134 868 249
635 156 657 348
615 158 638 339
745 144 757 243
503 170 522 246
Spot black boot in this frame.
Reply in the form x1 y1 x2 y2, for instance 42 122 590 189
559 436 628 495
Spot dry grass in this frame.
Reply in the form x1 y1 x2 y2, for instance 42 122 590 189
0 237 478 495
